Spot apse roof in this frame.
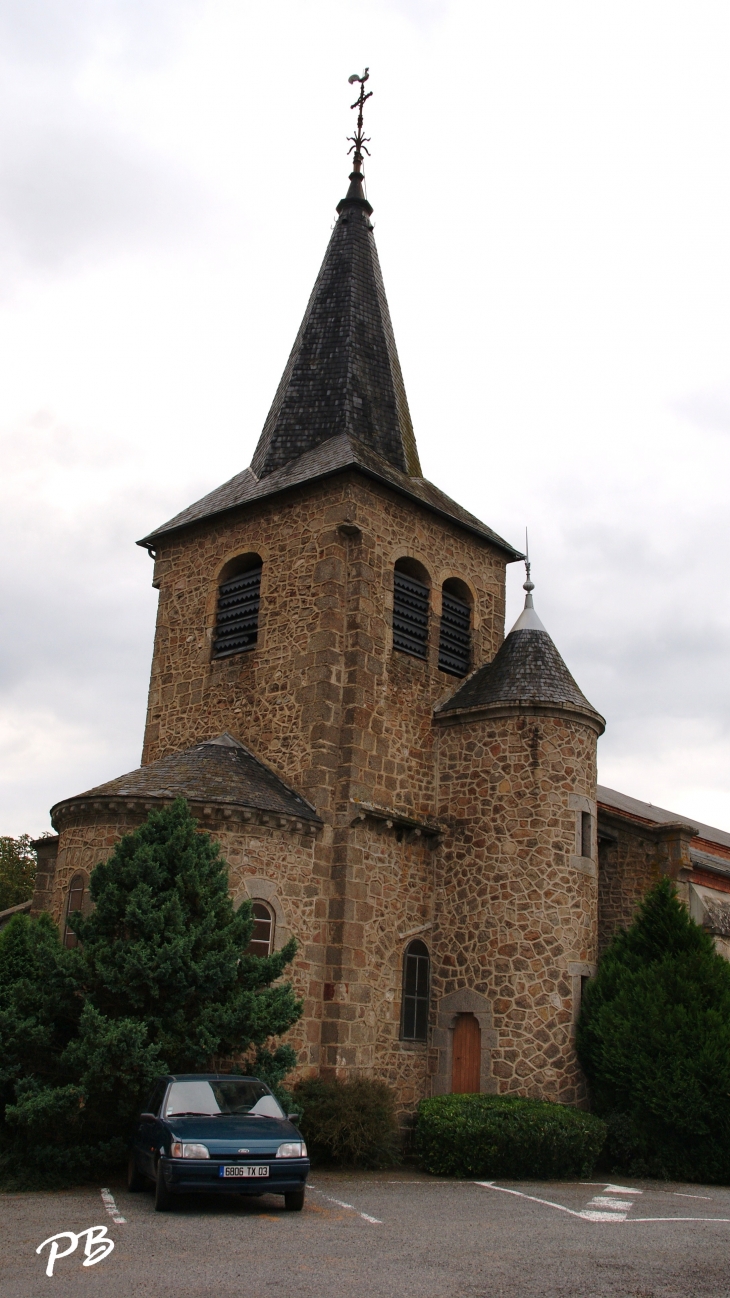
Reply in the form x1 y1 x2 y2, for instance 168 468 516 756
50 733 321 825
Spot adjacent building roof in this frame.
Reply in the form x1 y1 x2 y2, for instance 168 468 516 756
137 166 521 561
597 785 730 856
436 593 605 731
50 733 321 826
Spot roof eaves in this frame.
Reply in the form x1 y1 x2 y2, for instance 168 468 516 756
138 451 522 560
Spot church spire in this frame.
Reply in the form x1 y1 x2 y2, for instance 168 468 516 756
250 71 421 481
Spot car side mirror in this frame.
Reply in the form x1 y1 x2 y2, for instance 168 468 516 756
139 1112 157 1121
287 1113 301 1122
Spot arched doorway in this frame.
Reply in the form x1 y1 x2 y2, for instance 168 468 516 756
451 1013 481 1093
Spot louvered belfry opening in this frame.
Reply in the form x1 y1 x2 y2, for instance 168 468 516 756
438 582 471 677
393 562 429 660
213 558 262 659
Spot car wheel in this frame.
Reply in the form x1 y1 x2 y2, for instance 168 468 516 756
127 1151 146 1192
154 1160 174 1212
284 1189 305 1212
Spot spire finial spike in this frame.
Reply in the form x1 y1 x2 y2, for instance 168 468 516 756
346 67 372 175
523 527 535 607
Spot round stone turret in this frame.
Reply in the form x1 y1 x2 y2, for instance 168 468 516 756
431 582 604 1105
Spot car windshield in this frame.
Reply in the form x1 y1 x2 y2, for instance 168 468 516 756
165 1079 284 1118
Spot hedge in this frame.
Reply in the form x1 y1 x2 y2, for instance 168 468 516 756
293 1077 400 1168
416 1094 607 1179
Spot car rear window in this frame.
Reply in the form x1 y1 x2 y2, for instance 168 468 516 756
165 1079 279 1117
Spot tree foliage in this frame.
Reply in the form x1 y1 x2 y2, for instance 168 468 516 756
0 799 302 1187
0 834 37 911
577 877 730 1182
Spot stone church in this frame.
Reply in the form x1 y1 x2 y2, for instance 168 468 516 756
26 129 730 1117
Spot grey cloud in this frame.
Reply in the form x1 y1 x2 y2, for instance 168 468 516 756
0 123 204 271
674 390 730 434
0 0 200 69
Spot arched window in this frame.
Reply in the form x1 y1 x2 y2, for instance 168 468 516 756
63 873 85 949
246 901 275 957
213 554 263 659
393 559 429 660
438 579 472 677
401 939 430 1041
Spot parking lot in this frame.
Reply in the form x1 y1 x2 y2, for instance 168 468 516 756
3 1168 730 1298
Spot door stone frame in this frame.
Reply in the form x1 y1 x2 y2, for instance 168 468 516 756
431 988 497 1096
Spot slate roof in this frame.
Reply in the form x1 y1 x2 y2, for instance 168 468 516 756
251 169 420 480
137 167 521 561
436 614 604 730
139 431 520 555
597 785 730 853
51 734 321 825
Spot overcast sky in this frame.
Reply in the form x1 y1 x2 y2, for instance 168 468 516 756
1 0 729 839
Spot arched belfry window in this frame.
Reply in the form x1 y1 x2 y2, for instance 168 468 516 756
213 554 263 659
401 939 430 1041
393 559 429 660
246 901 275 957
63 873 85 949
438 579 472 677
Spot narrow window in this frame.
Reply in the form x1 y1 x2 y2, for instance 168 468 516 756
401 939 430 1041
438 580 472 676
213 556 262 659
581 811 592 858
393 560 429 660
246 901 274 957
63 873 85 949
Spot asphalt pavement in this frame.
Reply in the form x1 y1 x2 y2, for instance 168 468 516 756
3 1168 730 1297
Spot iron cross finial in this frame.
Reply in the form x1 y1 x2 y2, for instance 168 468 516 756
347 68 372 172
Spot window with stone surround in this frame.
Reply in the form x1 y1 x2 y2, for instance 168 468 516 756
212 554 263 659
401 939 430 1041
63 873 86 948
393 559 430 660
246 901 275 957
438 578 472 677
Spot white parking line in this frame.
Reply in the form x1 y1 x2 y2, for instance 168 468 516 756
477 1182 730 1226
307 1185 382 1224
99 1189 126 1225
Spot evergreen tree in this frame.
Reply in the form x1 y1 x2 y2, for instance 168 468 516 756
0 799 302 1186
0 834 37 910
577 877 730 1182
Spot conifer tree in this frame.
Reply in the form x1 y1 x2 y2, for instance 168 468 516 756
577 876 730 1182
0 799 302 1185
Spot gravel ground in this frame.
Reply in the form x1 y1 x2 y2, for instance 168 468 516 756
3 1168 730 1297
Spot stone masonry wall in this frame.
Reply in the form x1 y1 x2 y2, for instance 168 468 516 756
434 711 599 1106
597 819 660 954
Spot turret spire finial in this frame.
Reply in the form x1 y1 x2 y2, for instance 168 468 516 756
347 68 372 174
523 528 535 606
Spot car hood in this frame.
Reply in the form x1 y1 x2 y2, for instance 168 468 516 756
162 1114 301 1149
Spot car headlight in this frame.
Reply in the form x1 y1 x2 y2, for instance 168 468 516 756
170 1142 210 1159
276 1141 307 1158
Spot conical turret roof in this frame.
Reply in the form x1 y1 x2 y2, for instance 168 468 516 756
436 588 605 732
251 169 420 480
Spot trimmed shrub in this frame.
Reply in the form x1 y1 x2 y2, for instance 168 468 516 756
416 1094 607 1179
293 1077 400 1168
577 877 730 1183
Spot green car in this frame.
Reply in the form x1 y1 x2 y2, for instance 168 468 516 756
128 1073 310 1212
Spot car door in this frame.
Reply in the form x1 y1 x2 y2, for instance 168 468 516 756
137 1080 169 1177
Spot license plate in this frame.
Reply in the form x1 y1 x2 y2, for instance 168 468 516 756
220 1164 269 1178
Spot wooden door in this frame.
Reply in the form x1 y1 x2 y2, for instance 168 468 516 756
451 1013 481 1094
